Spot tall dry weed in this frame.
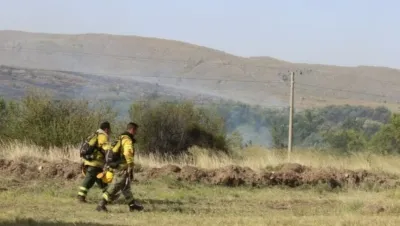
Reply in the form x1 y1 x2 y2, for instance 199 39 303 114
2 142 400 174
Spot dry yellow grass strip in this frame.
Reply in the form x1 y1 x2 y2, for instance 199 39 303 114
2 141 400 174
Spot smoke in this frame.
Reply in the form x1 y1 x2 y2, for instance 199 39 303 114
234 124 272 147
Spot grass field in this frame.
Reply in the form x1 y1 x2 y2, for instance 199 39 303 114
2 177 400 226
2 143 400 225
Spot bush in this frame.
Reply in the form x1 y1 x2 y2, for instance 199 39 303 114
226 130 244 150
370 114 400 154
323 129 367 153
129 100 228 156
0 91 116 148
0 97 7 133
1 90 394 154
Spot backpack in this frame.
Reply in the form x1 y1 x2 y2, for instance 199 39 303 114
105 137 123 168
105 133 136 168
79 132 99 161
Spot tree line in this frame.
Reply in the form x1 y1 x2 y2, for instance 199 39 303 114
210 102 398 154
1 91 399 156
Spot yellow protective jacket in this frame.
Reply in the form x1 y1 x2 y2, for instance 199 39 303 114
83 129 111 168
110 132 135 171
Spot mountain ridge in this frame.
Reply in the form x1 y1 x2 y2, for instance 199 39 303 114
0 30 399 111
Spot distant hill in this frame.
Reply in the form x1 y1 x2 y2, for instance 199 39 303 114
1 30 399 111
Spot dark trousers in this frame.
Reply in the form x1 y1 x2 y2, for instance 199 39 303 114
102 169 133 203
78 166 107 197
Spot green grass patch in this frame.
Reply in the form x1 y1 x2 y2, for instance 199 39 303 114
1 178 400 225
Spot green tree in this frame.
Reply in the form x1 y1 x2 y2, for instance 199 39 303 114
0 91 116 148
363 119 383 138
341 117 364 131
270 114 288 149
226 130 244 150
323 129 367 153
294 109 324 141
370 113 400 154
129 100 228 156
0 97 7 136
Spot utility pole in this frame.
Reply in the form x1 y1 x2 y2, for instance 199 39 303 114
288 71 295 162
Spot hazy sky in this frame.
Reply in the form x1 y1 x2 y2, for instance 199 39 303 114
1 0 399 68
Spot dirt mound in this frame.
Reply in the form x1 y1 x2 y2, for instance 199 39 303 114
1 158 399 189
144 165 259 186
277 163 309 173
206 165 259 186
136 163 400 189
0 158 82 180
146 164 182 179
179 166 207 182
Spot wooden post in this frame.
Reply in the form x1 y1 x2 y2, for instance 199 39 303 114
288 71 294 162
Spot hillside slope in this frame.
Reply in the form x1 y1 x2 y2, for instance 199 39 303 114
0 30 399 110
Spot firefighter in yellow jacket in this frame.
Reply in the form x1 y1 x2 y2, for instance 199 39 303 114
77 121 111 203
96 122 144 212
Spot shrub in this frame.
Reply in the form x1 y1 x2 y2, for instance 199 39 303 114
323 129 367 153
0 91 116 148
270 113 288 149
129 100 228 156
0 97 7 133
370 114 400 154
226 130 244 150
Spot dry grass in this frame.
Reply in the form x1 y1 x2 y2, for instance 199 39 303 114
1 141 80 162
3 141 400 174
2 176 400 226
3 142 400 225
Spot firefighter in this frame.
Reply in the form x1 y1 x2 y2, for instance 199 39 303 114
96 122 143 212
77 121 111 203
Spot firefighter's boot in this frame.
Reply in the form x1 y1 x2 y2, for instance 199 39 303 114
77 195 87 203
128 200 144 212
96 199 108 212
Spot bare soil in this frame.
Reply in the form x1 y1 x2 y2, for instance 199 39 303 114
0 158 82 181
1 158 399 189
